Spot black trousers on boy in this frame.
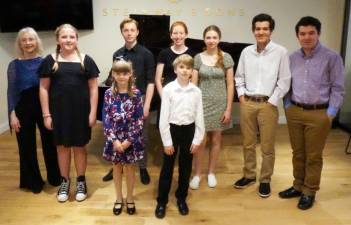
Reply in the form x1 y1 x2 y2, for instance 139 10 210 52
157 123 195 205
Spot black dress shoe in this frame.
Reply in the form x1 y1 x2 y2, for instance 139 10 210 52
234 177 256 189
102 168 113 182
298 194 315 210
258 183 271 198
140 168 150 185
126 202 136 215
177 200 189 215
279 187 302 199
155 204 166 219
113 202 123 215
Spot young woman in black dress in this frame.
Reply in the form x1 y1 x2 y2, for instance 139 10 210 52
155 21 194 97
39 24 99 203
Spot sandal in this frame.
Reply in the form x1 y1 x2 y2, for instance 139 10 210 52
113 202 123 215
126 202 136 215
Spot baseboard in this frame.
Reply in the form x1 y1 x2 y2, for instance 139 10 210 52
0 121 9 134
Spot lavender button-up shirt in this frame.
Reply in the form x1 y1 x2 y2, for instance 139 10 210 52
285 42 345 116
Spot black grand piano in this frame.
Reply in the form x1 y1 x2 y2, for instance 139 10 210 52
97 15 251 121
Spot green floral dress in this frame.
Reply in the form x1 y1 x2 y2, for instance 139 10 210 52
194 52 234 131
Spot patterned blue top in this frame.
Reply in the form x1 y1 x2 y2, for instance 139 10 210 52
102 88 144 164
7 57 43 115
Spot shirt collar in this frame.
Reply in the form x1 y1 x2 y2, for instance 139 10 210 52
123 43 139 52
174 79 194 91
252 40 275 55
298 41 321 58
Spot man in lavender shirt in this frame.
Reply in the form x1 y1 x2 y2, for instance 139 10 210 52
279 16 345 210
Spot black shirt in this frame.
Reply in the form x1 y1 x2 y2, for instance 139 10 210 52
157 47 195 86
113 43 155 94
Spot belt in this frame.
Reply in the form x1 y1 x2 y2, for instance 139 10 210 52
244 95 269 103
291 100 328 110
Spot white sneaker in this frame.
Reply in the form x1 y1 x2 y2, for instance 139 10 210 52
75 176 87 202
57 177 70 202
207 173 217 188
189 176 201 190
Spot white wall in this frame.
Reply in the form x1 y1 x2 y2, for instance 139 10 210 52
0 0 345 133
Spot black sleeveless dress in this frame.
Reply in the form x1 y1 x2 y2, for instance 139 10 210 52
39 55 99 147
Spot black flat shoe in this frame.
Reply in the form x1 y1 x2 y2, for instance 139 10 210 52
177 200 189 215
126 202 136 215
103 168 113 182
297 194 315 210
279 187 302 199
155 204 166 219
113 202 123 215
31 185 43 194
140 168 150 185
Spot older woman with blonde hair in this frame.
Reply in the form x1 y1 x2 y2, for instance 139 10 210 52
7 27 61 194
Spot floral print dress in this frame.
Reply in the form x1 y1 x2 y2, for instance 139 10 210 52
102 88 144 164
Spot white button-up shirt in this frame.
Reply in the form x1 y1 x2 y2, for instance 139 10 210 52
159 79 205 147
235 41 291 106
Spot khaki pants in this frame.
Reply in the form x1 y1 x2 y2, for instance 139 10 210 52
239 100 278 183
285 105 331 196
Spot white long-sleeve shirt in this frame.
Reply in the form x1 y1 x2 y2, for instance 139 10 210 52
235 41 291 106
159 79 205 147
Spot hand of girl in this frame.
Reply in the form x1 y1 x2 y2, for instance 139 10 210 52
164 146 175 155
43 116 53 130
221 110 231 124
121 140 131 150
10 112 21 133
113 140 124 153
143 105 150 119
89 112 96 127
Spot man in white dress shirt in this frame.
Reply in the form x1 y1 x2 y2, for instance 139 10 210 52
234 13 291 198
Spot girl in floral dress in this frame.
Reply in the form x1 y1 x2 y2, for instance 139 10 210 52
102 60 144 216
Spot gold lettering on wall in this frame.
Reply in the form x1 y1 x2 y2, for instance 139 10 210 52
102 8 108 16
227 9 236 16
215 8 224 16
239 9 245 16
204 8 211 16
101 8 246 17
191 8 197 16
174 9 182 16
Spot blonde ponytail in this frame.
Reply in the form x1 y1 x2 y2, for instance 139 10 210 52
216 48 224 69
75 48 85 71
52 44 60 72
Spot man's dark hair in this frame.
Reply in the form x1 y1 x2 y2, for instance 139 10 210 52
252 13 275 31
295 16 321 35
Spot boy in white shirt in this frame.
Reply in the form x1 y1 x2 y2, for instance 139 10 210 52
155 54 205 219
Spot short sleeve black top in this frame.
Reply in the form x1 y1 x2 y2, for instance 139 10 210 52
157 47 195 86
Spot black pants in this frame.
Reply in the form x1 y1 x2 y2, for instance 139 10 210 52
157 123 195 205
15 87 61 191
